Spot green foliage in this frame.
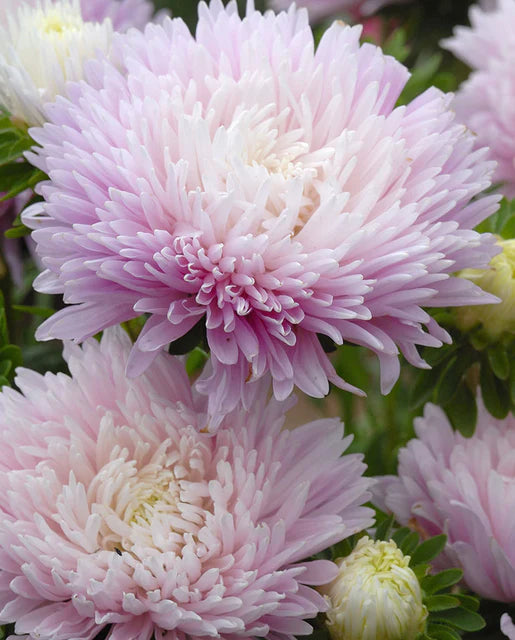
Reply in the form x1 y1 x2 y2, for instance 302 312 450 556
410 328 514 436
0 111 44 203
0 291 22 387
476 196 515 239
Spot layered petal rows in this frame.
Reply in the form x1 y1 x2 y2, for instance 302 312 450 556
0 328 373 640
24 1 499 420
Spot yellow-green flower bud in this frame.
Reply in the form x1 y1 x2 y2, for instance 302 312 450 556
324 537 428 640
455 238 515 340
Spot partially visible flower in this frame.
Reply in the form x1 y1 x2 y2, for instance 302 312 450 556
79 0 154 32
502 613 515 639
269 0 406 23
443 0 515 196
375 398 515 603
0 0 113 125
24 1 500 423
454 237 514 340
324 536 427 640
0 326 374 640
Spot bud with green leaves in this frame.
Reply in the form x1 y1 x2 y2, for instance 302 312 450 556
324 536 428 640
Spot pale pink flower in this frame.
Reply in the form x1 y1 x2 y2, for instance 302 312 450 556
375 399 515 603
24 1 499 420
443 0 515 196
269 0 405 22
0 327 373 640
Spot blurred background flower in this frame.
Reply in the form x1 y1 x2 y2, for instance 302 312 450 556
375 398 515 637
444 0 515 198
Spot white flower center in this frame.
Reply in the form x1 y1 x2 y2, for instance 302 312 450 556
84 433 211 555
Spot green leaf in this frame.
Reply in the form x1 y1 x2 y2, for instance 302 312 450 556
383 27 410 62
409 363 444 410
0 360 12 378
331 537 356 561
4 223 31 239
12 304 54 318
488 343 510 380
436 351 476 406
480 360 510 419
0 292 9 345
0 376 10 389
443 381 478 437
185 347 208 377
399 531 420 556
424 595 460 612
422 569 463 595
0 344 23 370
410 535 447 567
432 607 486 632
0 163 45 200
413 562 430 581
374 512 395 542
426 624 461 640
455 594 479 612
391 527 412 547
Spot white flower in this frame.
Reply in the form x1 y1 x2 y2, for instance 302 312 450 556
0 0 113 125
325 537 428 640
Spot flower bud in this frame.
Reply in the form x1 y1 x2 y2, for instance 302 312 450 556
325 537 427 640
455 238 515 340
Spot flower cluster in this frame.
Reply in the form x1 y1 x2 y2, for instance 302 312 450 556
0 1 513 639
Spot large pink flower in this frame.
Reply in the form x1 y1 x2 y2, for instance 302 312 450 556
269 0 405 22
443 0 515 197
24 0 499 420
0 327 373 640
375 399 515 603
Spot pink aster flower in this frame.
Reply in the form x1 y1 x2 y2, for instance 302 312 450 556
269 0 406 22
24 1 500 420
375 398 515 628
0 326 374 640
443 0 515 197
